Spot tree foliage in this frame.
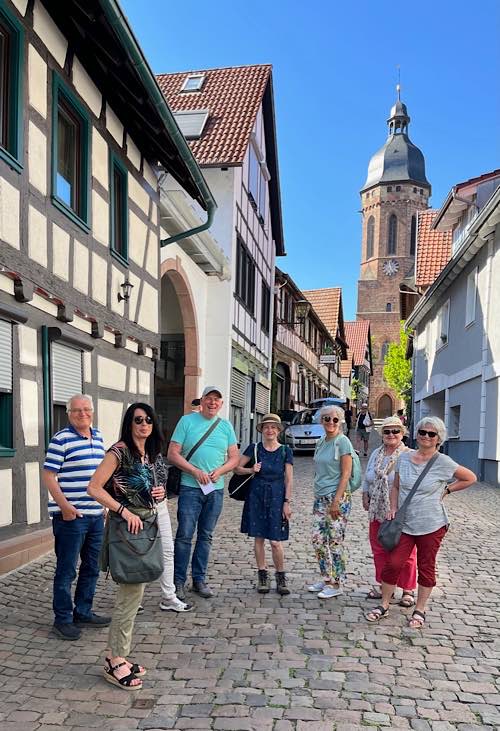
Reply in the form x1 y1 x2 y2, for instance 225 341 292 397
383 322 412 405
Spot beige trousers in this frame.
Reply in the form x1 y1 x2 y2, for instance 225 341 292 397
108 582 146 658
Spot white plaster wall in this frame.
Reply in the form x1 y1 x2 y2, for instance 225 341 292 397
137 281 158 333
0 177 20 249
72 57 102 117
98 398 123 448
98 356 127 391
205 276 233 417
52 223 70 281
18 325 38 367
28 44 47 118
201 168 235 259
91 252 107 305
106 105 123 146
83 351 92 383
0 273 14 295
92 128 108 190
73 239 89 294
25 462 41 525
129 210 148 266
126 135 141 171
28 121 47 195
31 292 58 317
10 0 28 16
0 469 12 527
110 265 125 316
33 0 67 68
28 205 47 267
128 367 137 392
20 379 39 446
128 173 151 216
487 232 500 362
145 229 159 278
92 190 109 248
138 369 151 396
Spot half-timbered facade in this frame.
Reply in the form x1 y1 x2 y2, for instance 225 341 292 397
0 0 213 572
158 65 285 446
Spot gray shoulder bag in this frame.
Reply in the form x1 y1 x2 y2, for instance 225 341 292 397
377 452 439 551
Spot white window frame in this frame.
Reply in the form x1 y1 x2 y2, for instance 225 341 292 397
172 110 209 140
181 74 205 92
436 299 450 351
465 267 478 326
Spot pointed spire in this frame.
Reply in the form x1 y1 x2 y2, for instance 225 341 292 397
387 74 410 136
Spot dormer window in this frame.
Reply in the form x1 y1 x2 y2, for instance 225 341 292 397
181 75 205 92
173 110 209 140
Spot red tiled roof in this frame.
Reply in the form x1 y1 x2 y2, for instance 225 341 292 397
344 321 370 366
303 288 342 338
455 169 500 193
416 210 453 288
157 65 272 166
340 359 353 378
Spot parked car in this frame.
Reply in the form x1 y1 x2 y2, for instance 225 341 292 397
283 408 324 453
309 397 346 409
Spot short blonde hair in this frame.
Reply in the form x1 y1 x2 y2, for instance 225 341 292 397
416 416 446 444
319 404 345 423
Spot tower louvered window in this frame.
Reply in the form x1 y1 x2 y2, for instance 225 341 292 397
366 216 374 259
387 215 397 255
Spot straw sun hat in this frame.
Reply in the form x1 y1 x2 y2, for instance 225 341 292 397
256 413 284 432
378 415 406 436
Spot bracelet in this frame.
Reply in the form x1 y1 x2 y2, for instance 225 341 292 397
445 486 451 495
116 504 125 515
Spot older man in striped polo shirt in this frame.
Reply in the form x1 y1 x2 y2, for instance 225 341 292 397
43 394 110 640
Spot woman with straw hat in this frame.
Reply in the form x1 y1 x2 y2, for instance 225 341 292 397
361 415 416 606
235 414 293 595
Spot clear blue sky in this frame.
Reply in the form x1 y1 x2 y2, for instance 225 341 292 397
121 0 499 320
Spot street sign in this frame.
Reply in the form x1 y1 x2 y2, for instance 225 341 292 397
320 355 336 364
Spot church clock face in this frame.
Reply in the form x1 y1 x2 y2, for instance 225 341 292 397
383 259 399 276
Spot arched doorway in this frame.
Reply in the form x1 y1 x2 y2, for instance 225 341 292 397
377 393 393 419
274 362 291 414
156 258 200 442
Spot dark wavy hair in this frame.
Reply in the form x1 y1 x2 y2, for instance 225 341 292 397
120 402 163 461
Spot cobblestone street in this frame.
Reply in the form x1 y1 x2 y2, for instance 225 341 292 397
1 454 499 731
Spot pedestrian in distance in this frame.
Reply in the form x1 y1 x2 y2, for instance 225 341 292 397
236 414 293 595
366 416 476 628
43 394 110 641
344 406 352 438
355 402 373 456
362 416 416 606
168 386 239 600
88 402 170 690
190 398 201 413
308 405 353 599
397 408 410 446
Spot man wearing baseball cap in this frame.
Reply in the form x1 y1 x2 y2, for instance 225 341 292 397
167 387 239 599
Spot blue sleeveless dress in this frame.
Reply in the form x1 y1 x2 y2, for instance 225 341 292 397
240 442 293 541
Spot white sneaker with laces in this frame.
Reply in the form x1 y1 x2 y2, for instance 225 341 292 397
307 580 327 593
317 585 343 599
159 597 194 613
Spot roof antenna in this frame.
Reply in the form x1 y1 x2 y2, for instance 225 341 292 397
396 65 401 100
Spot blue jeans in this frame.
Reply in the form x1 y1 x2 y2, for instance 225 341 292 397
52 513 104 624
174 485 223 585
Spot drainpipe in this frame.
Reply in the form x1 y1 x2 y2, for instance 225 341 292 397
100 0 217 246
41 326 52 449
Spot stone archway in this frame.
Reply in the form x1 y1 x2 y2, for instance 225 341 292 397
377 393 394 419
160 257 201 415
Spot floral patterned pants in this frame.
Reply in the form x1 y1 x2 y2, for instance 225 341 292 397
312 493 351 585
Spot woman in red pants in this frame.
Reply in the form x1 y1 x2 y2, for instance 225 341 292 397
362 416 416 606
366 417 476 628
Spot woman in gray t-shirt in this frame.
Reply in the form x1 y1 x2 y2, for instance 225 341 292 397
366 417 476 629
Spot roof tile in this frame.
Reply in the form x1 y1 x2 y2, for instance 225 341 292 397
344 321 370 366
157 65 272 166
416 210 452 288
303 288 342 338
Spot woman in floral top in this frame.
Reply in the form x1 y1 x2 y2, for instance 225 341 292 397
361 415 416 606
89 402 168 691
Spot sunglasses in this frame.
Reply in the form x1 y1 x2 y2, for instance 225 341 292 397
322 416 339 423
418 429 438 438
134 416 153 425
383 429 401 435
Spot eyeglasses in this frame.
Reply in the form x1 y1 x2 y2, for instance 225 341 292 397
134 416 153 425
70 408 93 414
322 416 339 423
418 429 438 438
383 429 401 435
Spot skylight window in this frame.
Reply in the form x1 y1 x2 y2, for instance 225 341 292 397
173 110 209 140
181 75 205 92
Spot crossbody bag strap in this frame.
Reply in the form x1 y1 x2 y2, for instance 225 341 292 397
400 452 439 511
185 417 222 462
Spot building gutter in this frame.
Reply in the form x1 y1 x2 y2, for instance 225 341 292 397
406 186 500 330
99 0 216 245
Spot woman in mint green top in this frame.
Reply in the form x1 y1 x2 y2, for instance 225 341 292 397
309 405 353 599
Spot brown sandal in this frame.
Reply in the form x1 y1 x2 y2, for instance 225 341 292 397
104 660 142 690
399 592 415 608
408 610 426 628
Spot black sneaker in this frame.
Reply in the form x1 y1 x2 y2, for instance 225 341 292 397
175 583 186 601
257 569 270 594
73 612 111 627
53 622 81 640
192 581 214 598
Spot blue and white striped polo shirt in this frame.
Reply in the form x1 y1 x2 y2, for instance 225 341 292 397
44 425 105 516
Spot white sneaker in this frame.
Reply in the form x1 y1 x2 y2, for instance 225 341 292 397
159 598 194 613
317 585 343 599
307 580 326 592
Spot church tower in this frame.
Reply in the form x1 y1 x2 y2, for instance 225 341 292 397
357 89 430 418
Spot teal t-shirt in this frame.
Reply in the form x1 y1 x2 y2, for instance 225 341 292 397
171 413 237 489
313 434 352 498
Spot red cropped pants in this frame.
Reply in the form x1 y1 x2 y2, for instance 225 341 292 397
369 520 416 589
380 525 447 588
